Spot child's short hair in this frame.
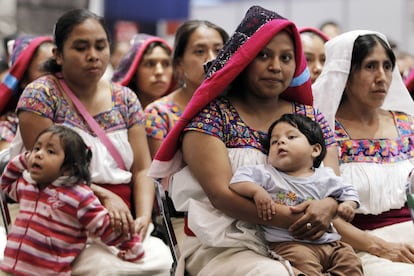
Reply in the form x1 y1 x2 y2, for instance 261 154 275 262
266 113 327 168
35 125 92 185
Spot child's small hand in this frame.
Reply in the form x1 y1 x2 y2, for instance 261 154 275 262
132 215 151 241
253 189 276 221
338 201 357 222
117 234 145 262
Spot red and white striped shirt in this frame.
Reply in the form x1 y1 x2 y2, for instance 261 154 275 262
0 153 144 276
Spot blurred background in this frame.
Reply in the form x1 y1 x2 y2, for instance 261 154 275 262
1 0 413 58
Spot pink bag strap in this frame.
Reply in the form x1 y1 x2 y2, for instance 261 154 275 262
57 76 126 170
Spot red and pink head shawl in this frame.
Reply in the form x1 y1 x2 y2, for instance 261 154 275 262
0 35 53 114
150 5 312 178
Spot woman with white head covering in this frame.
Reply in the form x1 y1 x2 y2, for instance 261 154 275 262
313 30 414 275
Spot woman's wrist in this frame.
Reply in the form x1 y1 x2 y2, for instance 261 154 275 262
91 183 111 202
366 235 387 257
137 215 151 224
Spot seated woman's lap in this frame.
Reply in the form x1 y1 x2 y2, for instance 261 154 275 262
71 224 173 276
182 221 414 276
171 149 291 275
181 236 290 276
358 252 414 276
359 221 414 275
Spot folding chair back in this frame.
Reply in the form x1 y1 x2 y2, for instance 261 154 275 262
154 179 181 275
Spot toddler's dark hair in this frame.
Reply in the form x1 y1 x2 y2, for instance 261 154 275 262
265 113 326 168
35 125 92 185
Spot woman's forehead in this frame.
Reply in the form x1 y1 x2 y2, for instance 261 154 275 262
66 19 108 42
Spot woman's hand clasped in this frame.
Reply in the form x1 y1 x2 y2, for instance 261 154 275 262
101 189 135 236
133 215 151 241
288 197 338 240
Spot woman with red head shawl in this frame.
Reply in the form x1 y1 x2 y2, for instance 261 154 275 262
112 34 174 109
150 6 340 275
0 35 53 150
299 27 329 84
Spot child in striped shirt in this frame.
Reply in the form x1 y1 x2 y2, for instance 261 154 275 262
0 125 144 276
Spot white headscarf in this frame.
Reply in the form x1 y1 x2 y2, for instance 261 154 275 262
313 30 414 129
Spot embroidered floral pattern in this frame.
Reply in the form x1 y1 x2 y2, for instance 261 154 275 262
185 96 335 154
17 76 144 136
145 97 182 140
273 190 314 206
335 111 414 164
